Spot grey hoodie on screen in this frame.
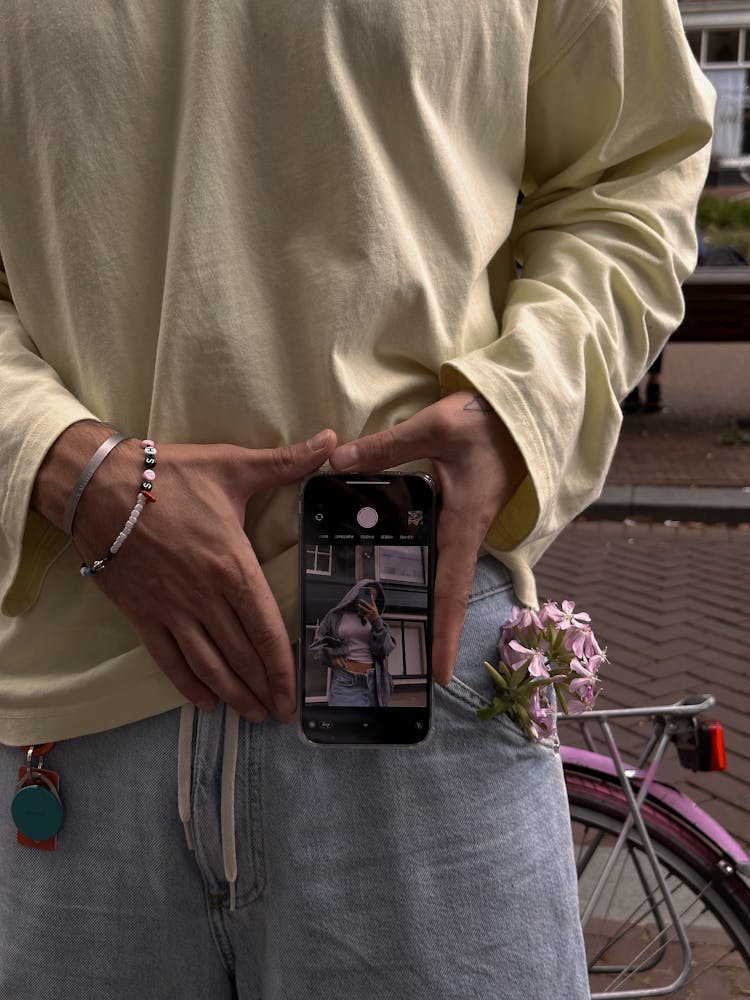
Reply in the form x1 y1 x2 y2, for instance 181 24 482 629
310 579 397 706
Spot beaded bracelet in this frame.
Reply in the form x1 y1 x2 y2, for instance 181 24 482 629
80 440 158 577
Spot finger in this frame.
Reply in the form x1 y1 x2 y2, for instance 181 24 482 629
221 548 298 722
431 499 488 686
329 406 442 472
202 600 275 715
138 625 219 713
172 621 270 722
243 428 337 493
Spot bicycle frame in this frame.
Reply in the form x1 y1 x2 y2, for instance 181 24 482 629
559 695 750 999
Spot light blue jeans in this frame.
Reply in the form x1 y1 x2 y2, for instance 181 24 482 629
328 665 377 706
0 556 589 999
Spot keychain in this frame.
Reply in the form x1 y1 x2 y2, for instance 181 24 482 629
11 743 64 851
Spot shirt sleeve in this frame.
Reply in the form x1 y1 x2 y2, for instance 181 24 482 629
0 258 99 615
440 0 715 555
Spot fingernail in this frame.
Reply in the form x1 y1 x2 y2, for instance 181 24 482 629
332 444 358 469
306 430 331 453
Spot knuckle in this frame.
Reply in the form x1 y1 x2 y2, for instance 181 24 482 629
432 407 453 438
251 619 285 654
208 552 249 592
189 658 223 686
369 428 397 467
272 444 297 472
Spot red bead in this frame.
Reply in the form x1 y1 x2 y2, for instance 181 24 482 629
140 491 157 503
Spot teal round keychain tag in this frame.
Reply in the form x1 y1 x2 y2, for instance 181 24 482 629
12 780 64 843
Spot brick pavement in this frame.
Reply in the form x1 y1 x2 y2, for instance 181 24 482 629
609 409 750 488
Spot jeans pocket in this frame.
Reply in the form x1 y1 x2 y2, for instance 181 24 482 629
437 570 559 752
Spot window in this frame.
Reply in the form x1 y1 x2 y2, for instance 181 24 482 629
305 544 332 575
706 30 741 64
375 545 427 585
682 24 750 162
386 617 428 679
705 68 749 159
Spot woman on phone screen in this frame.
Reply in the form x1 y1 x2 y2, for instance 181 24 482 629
311 580 396 707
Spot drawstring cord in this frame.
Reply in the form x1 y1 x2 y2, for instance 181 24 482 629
177 701 239 911
221 706 240 912
177 703 195 851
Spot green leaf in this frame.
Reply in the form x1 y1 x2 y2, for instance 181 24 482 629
497 659 513 683
483 661 510 690
514 704 534 739
476 696 511 721
555 685 569 715
516 704 531 725
510 663 529 690
528 677 555 690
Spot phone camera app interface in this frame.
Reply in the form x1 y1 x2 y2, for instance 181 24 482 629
301 476 434 732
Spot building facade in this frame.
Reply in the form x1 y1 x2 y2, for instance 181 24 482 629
680 0 750 181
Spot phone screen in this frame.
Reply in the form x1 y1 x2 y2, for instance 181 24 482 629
299 473 436 746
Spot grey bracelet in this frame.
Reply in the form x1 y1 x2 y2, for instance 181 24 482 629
62 432 128 536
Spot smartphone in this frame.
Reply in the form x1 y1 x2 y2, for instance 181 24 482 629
299 472 437 747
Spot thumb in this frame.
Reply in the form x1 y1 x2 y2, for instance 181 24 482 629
330 412 433 473
245 429 337 491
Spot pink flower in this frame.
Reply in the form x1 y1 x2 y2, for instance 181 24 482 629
481 599 605 742
506 639 549 679
546 599 591 631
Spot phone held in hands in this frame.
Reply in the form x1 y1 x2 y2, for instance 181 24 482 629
298 473 437 747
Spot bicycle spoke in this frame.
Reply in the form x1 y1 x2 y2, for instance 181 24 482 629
585 847 669 971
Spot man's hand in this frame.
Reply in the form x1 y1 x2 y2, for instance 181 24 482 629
329 392 527 685
33 424 337 723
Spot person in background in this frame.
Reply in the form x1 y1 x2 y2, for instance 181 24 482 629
622 353 665 413
310 580 396 708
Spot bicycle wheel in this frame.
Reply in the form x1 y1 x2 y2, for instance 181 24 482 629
565 767 750 999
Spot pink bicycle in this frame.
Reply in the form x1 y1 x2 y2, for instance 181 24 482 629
561 695 750 998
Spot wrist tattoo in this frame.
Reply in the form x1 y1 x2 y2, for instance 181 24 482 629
463 395 493 414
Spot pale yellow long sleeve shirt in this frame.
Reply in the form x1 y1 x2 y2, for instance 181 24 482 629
0 0 714 742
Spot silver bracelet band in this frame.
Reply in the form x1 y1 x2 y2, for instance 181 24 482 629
62 432 127 536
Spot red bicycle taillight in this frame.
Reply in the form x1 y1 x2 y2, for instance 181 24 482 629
676 718 727 772
704 720 726 771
